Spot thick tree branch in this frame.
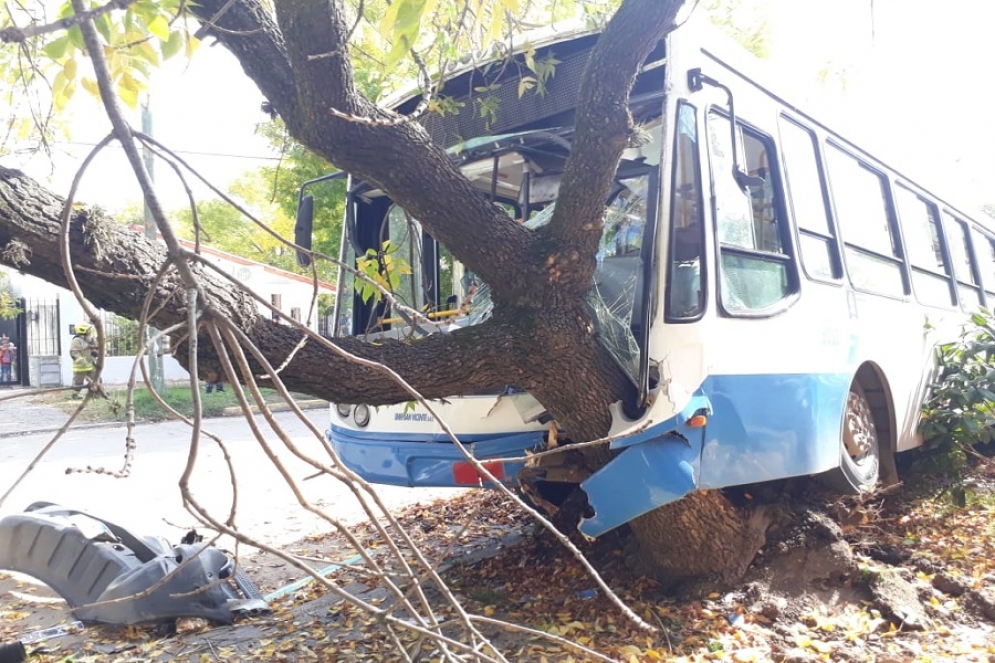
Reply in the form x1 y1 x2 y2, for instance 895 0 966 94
180 1 536 304
543 0 682 297
0 166 528 404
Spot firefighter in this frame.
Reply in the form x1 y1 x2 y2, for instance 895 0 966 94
69 323 98 398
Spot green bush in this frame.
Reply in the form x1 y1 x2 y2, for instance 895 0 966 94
919 309 995 470
50 385 306 423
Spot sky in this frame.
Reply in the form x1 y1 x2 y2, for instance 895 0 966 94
5 0 995 216
9 43 275 215
764 0 995 213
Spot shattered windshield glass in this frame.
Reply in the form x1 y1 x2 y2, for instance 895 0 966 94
337 125 658 386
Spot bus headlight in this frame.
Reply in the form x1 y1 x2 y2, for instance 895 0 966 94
335 403 352 418
353 404 371 428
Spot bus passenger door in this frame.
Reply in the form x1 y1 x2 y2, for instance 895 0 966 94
696 105 849 489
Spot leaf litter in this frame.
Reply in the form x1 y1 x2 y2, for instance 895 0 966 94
2 463 995 661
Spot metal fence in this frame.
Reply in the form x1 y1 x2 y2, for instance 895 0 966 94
95 311 146 357
24 298 61 356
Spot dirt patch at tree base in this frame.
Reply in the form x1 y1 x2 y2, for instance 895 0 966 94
2 471 995 661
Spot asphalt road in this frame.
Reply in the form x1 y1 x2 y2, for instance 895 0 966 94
0 408 465 548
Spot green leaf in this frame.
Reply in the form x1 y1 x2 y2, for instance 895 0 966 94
67 25 84 50
384 34 412 70
43 35 72 60
94 13 113 43
160 30 184 60
517 76 536 99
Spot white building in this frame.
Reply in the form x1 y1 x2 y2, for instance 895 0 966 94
3 240 335 387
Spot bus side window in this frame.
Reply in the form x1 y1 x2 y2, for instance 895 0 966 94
825 145 905 297
977 231 995 302
708 112 793 313
894 185 954 308
944 214 983 309
778 118 838 281
668 102 704 320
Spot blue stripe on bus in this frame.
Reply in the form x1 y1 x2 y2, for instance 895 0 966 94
327 425 545 487
578 371 850 537
699 372 850 487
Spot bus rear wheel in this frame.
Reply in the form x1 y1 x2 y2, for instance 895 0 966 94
839 383 880 491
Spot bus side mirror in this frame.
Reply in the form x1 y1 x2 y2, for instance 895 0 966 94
295 194 314 268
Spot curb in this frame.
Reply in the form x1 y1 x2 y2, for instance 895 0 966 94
220 400 327 417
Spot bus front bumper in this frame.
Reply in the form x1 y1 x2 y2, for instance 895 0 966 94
327 426 546 487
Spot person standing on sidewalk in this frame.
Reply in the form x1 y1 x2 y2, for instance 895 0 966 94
0 336 14 388
69 324 99 398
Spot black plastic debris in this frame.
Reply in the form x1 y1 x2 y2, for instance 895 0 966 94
0 502 267 625
0 621 84 663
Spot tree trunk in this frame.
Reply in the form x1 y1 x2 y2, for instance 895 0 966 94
627 491 773 588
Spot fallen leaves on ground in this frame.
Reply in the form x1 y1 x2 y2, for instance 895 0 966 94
5 465 995 662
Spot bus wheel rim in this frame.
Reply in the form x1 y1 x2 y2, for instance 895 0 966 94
843 389 877 464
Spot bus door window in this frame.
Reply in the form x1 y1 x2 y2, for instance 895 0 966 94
894 186 954 308
943 214 983 309
335 240 356 335
384 205 427 313
668 102 705 320
825 146 905 298
708 112 793 312
779 118 839 282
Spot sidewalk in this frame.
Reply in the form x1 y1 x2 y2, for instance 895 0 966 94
0 387 74 438
0 387 327 439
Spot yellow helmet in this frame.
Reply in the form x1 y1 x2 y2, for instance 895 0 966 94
74 323 92 335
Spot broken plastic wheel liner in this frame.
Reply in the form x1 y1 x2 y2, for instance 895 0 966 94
0 502 266 625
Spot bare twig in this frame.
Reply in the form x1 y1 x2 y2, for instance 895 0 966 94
0 0 137 43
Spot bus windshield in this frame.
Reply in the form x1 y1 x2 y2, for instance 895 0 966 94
331 124 660 383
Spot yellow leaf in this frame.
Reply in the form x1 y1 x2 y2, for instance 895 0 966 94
147 15 170 41
81 77 100 97
185 33 200 58
117 80 139 109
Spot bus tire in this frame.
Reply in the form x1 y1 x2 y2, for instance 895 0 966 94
837 382 881 491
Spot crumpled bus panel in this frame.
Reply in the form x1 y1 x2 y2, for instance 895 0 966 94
0 503 253 625
578 393 710 538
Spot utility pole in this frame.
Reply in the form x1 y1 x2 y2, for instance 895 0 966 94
142 97 165 395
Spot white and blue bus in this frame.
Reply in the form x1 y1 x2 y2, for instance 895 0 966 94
299 15 992 539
